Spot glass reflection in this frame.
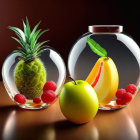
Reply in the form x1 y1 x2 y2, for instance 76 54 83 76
2 111 16 140
96 110 139 140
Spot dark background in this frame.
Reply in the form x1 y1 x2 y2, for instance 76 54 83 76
0 0 140 80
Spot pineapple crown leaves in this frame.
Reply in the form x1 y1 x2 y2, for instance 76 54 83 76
8 17 49 62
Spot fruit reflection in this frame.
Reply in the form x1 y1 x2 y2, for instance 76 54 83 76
95 110 139 140
2 111 16 140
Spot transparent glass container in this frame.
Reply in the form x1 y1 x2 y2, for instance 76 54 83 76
68 25 140 110
2 47 66 110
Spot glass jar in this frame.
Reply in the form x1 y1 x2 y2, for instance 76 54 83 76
68 25 140 110
2 47 66 110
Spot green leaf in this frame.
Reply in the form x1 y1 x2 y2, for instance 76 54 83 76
36 29 49 40
15 33 26 48
17 47 26 53
34 40 49 51
30 21 41 39
34 45 46 53
33 41 48 56
9 26 26 42
36 50 44 56
87 37 107 57
30 29 42 49
23 21 28 42
35 41 48 50
25 17 31 38
13 49 26 55
13 50 20 53
23 21 26 34
11 37 24 47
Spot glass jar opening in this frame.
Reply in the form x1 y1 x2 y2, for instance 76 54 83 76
88 25 123 33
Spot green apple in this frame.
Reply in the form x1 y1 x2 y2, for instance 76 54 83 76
59 80 99 124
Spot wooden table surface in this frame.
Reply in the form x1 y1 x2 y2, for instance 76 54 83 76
0 81 140 140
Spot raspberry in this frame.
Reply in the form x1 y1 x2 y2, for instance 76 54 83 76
116 92 132 105
41 90 56 103
116 89 125 98
116 98 125 105
122 92 132 103
126 84 137 94
33 97 41 104
14 94 26 104
43 81 57 92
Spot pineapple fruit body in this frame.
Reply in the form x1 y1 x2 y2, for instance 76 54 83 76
14 58 46 99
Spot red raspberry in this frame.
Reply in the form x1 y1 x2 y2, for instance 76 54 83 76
14 94 26 104
116 98 125 105
43 81 57 92
122 92 132 104
116 92 132 105
126 84 137 94
116 89 125 98
41 90 56 103
33 97 41 104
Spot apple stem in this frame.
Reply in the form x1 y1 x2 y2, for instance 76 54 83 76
104 57 109 60
68 76 77 85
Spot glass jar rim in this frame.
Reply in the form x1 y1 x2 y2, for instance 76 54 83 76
88 25 123 33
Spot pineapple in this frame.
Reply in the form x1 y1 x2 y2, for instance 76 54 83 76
9 18 49 99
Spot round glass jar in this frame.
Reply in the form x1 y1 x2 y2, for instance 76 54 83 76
68 25 140 110
2 47 66 110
